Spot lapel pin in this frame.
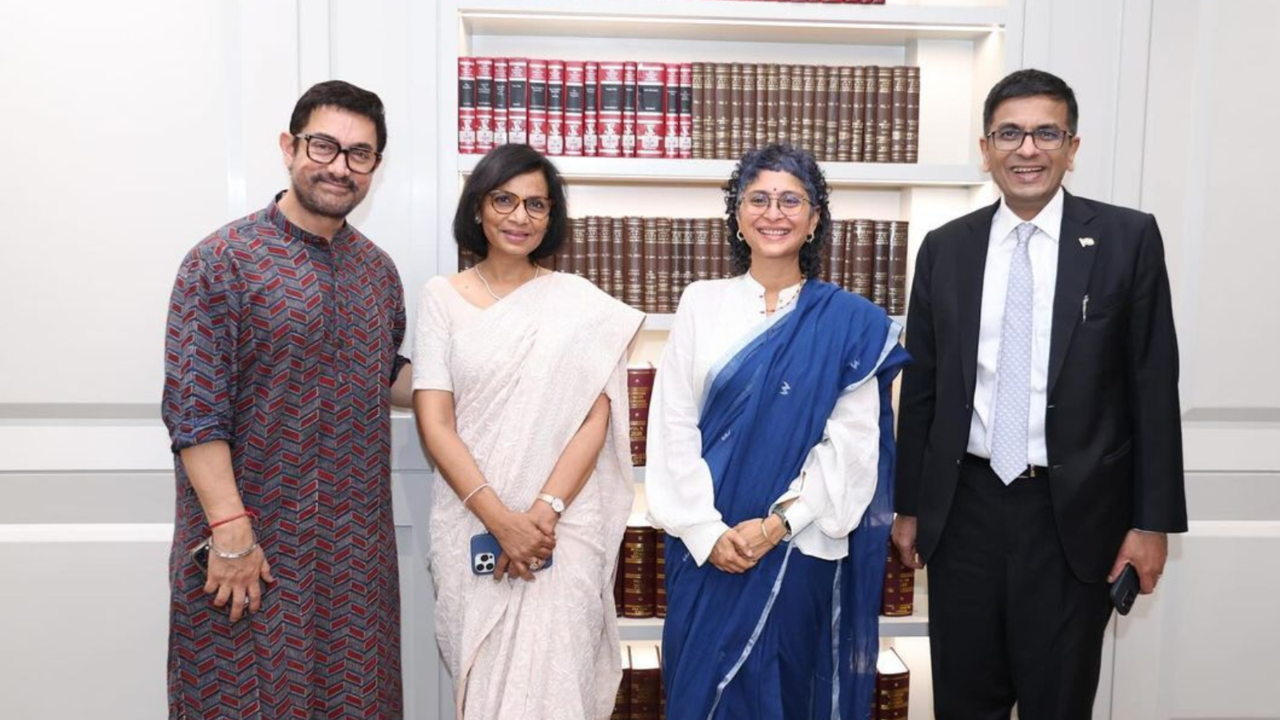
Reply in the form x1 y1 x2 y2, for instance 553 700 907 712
1079 237 1095 247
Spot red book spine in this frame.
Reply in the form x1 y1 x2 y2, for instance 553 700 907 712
636 62 665 158
527 59 549 153
622 62 638 158
457 57 477 154
663 63 680 159
584 61 599 157
475 57 494 153
564 61 585 157
655 529 667 618
679 63 693 159
599 62 624 158
546 60 566 156
628 366 657 466
622 525 657 617
493 58 509 147
507 58 529 145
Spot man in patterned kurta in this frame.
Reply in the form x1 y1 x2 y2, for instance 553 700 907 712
162 81 412 720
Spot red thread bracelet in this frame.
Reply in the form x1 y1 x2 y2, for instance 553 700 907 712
209 509 256 530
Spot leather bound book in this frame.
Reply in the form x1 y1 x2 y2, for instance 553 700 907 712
568 217 586 277
829 219 847 290
741 63 757 154
692 218 711 281
824 65 841 162
834 66 855 161
546 60 566 156
890 66 907 163
851 218 874 298
713 63 730 159
584 61 599 156
658 645 667 720
888 220 909 316
667 219 684 308
622 522 657 618
628 642 662 720
875 67 892 163
599 61 624 158
874 647 910 720
655 218 674 313
623 62 638 158
624 217 645 310
655 529 667 618
590 216 609 293
475 58 495 153
507 58 529 145
457 57 477 154
584 214 601 287
729 63 744 158
612 644 631 720
628 366 656 468
880 536 916 617
872 220 890 309
493 58 509 147
664 63 681 159
777 64 792 146
598 220 615 298
612 217 627 302
679 63 693 159
812 65 828 160
642 218 660 312
905 66 920 163
564 61 586 157
691 63 705 159
765 64 780 145
796 65 811 152
720 222 735 278
680 218 696 302
528 58 549 153
636 62 666 158
851 66 867 163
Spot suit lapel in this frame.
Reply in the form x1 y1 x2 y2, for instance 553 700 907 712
1047 191 1098 396
958 201 999 404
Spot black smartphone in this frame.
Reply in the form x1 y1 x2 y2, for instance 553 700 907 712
1109 563 1139 615
189 538 211 574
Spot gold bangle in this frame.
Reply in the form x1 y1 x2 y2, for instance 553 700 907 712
760 517 777 545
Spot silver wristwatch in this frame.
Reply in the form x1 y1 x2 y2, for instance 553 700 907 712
536 492 566 514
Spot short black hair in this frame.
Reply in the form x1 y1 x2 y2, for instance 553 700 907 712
290 80 388 152
983 69 1079 135
452 144 569 262
724 144 831 279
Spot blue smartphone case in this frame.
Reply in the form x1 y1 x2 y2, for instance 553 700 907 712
470 532 552 575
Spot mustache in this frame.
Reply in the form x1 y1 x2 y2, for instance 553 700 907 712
310 173 357 192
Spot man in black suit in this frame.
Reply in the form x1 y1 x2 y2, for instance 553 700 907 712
892 69 1187 719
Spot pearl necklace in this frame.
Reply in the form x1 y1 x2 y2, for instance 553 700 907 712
473 263 540 301
763 278 806 315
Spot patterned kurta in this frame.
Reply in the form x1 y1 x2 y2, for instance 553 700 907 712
162 197 409 720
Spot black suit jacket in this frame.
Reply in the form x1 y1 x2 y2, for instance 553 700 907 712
895 191 1188 582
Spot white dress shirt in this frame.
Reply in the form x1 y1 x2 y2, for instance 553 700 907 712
967 187 1064 467
645 274 881 566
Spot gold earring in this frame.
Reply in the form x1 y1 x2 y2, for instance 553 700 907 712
736 230 745 242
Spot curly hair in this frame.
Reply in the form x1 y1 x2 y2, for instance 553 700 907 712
723 144 832 279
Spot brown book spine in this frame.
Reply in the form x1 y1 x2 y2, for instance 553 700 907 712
623 61 638 158
636 62 665 158
585 214 601 287
874 650 911 720
829 219 846 290
720 221 735 278
872 220 890 309
628 645 661 720
794 65 809 151
851 66 867 162
547 60 566 156
612 646 631 720
655 218 674 313
584 61 599 156
624 217 645 309
508 58 529 145
679 63 693 159
741 63 757 154
612 218 627 302
566 217 584 276
888 221 908 316
777 64 792 145
905 66 920 163
627 367 656 468
655 529 667 618
599 61 624 158
595 217 615 297
692 218 711 281
875 67 892 163
669 219 688 309
528 58 549 153
475 58 495 153
564 61 585 157
493 58 509 147
851 219 874 298
765 64 780 145
890 66 907 163
825 65 841 162
691 63 706 159
642 218 660 312
836 66 853 162
457 57 477 154
880 537 916 616
664 63 681 159
729 63 744 159
622 524 656 617
713 63 730 159
812 65 828 160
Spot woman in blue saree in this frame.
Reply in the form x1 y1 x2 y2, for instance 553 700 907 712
645 144 909 720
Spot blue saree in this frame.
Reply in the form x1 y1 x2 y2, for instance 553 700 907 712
661 281 909 720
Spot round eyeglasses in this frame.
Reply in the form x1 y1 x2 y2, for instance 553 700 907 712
487 190 553 220
295 133 382 174
986 126 1073 151
740 191 813 218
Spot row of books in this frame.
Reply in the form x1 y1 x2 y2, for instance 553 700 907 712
458 216 910 315
458 57 920 163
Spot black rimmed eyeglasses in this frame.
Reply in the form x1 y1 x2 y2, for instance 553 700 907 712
295 133 382 174
986 126 1074 151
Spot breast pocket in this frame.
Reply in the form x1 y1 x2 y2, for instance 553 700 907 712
1085 290 1127 323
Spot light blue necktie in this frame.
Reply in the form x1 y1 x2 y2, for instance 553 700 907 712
990 222 1036 484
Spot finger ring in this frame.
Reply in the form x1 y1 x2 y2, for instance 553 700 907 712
528 559 541 570
244 596 252 606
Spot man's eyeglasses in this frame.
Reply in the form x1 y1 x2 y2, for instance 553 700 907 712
487 190 553 220
986 126 1073 151
740 191 813 218
295 134 382 174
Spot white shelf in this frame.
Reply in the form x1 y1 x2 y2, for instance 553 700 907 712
643 313 674 331
459 0 1007 45
459 155 987 188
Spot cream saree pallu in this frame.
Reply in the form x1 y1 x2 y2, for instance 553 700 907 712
428 273 642 720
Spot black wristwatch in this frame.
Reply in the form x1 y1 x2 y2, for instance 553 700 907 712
770 507 792 540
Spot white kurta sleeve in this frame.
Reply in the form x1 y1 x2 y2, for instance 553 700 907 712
770 380 880 555
644 286 728 566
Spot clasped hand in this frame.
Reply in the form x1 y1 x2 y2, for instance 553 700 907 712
491 504 558 582
709 517 782 574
